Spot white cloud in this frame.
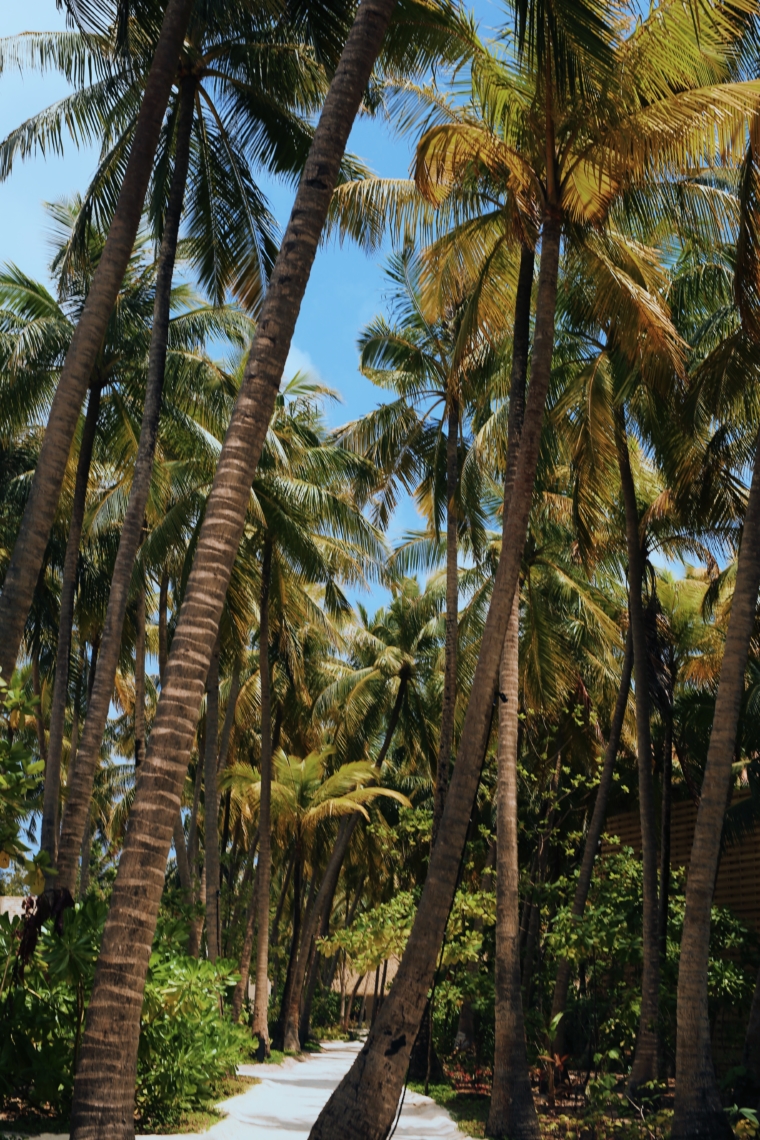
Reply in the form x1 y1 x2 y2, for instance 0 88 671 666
283 345 322 384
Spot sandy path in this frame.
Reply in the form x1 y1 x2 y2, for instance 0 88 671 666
141 1039 462 1140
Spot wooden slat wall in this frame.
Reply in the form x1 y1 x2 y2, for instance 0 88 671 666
604 797 760 934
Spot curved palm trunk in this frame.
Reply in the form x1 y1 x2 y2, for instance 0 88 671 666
432 400 458 844
0 0 193 683
56 77 196 896
614 407 660 1091
550 627 633 1045
488 242 538 1140
67 8 401 1132
282 814 359 1052
230 833 260 1023
672 433 760 1140
308 210 562 1140
253 544 273 1057
159 573 192 895
41 384 101 870
487 590 539 1139
204 639 221 962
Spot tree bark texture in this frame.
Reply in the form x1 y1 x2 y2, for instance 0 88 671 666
0 0 193 683
231 836 260 1024
487 589 540 1139
204 640 221 962
659 687 673 966
56 77 196 896
253 545 273 1055
672 432 760 1139
432 399 458 844
308 211 562 1140
66 7 405 1130
41 384 101 869
550 626 633 1042
614 407 660 1091
282 815 359 1051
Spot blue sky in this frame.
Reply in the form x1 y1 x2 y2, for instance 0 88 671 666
0 0 503 593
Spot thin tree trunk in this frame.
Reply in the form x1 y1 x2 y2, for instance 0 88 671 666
231 835 260 1024
550 627 634 1044
488 587 539 1139
614 406 660 1091
283 815 359 1052
432 399 458 844
32 651 47 767
67 7 404 1131
41 385 100 869
204 639 221 962
300 902 332 1046
187 862 206 960
659 687 673 966
276 850 303 1050
521 750 561 1006
253 544 273 1057
672 434 760 1140
0 0 194 683
56 77 196 897
272 848 295 952
161 572 191 894
79 811 92 898
488 239 538 1139
158 572 169 684
134 581 146 771
308 210 562 1140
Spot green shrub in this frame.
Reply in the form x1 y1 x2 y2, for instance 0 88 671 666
136 952 250 1127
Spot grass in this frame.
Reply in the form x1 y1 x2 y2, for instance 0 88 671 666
409 1082 490 1138
138 1074 260 1135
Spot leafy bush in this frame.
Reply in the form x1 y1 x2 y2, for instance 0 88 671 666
137 952 250 1126
0 898 250 1128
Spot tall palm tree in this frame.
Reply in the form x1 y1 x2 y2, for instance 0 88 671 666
67 5 402 1116
349 247 491 838
0 0 194 681
310 0 760 1133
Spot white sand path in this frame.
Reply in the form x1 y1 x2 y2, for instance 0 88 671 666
26 1040 462 1140
143 1039 463 1140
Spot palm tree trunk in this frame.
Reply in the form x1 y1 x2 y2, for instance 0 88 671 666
659 685 673 966
0 0 193 684
672 433 760 1140
521 749 562 1005
231 834 260 1023
614 406 660 1091
487 588 540 1140
488 240 538 1139
300 904 332 1046
134 581 146 772
204 639 221 962
432 399 458 844
308 209 562 1140
276 850 303 1050
67 6 402 1130
550 627 633 1045
79 810 92 899
41 385 101 870
159 574 192 894
253 543 273 1057
282 815 359 1052
743 962 760 1089
56 76 196 897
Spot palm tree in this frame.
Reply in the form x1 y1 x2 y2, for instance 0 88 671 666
348 247 491 839
309 0 760 1133
0 0 194 682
